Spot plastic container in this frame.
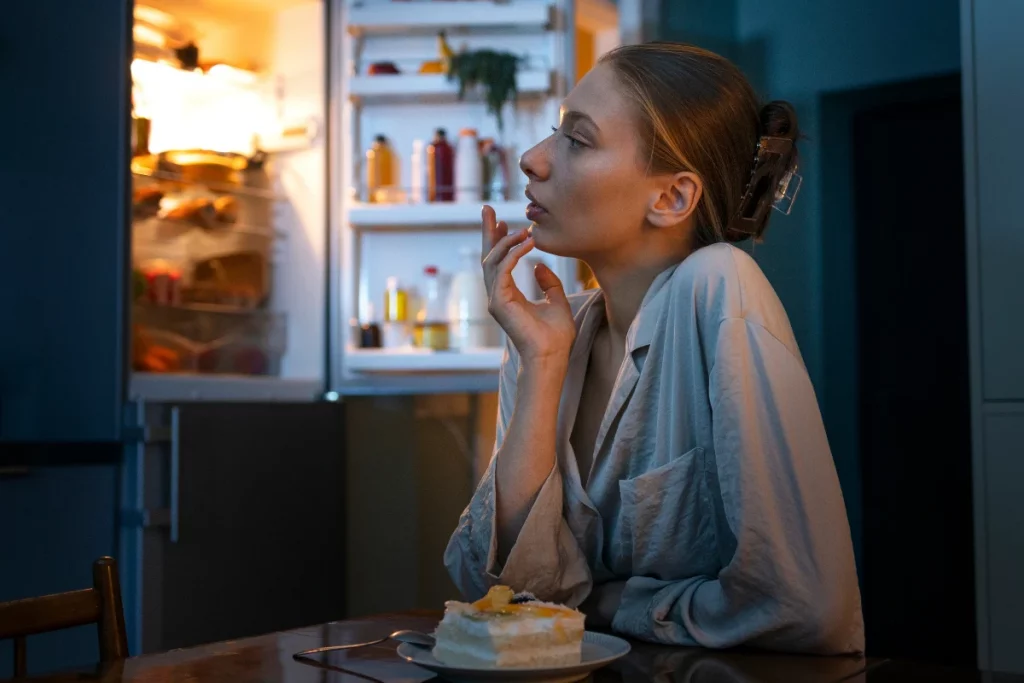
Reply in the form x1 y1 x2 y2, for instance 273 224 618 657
455 128 481 203
366 134 398 203
427 128 454 202
132 217 274 309
133 304 286 375
447 246 497 349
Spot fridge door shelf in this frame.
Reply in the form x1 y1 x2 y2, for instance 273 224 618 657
348 199 530 227
349 69 550 102
347 0 552 35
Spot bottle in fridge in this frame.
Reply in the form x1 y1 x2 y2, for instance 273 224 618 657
366 134 398 203
410 139 426 204
382 276 410 348
426 128 454 202
447 246 497 349
455 128 481 204
414 266 450 350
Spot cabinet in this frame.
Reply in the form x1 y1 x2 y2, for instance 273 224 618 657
0 0 129 442
982 410 1024 673
962 0 1024 673
124 402 347 653
973 0 1024 401
0 467 119 675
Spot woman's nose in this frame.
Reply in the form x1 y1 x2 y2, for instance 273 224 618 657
519 138 550 181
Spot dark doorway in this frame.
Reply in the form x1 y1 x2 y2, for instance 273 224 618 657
847 76 975 665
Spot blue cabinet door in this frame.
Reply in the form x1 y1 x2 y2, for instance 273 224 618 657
0 0 130 441
0 467 120 675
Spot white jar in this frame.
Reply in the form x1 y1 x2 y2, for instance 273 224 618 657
455 128 482 204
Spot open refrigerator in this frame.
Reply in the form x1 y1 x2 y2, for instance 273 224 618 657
117 0 622 654
128 0 622 402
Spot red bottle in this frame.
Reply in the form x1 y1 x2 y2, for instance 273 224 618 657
427 128 454 202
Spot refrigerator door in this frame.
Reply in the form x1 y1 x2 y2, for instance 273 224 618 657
0 0 131 442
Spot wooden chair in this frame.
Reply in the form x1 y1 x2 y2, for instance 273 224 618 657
0 556 129 678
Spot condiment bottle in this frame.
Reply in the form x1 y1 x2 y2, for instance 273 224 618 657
426 128 454 202
382 276 410 348
415 266 450 350
455 128 481 203
448 246 496 348
366 134 397 203
480 138 506 201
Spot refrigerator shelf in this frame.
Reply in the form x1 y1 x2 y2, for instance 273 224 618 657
347 0 552 35
130 373 323 402
346 347 503 372
349 69 550 101
348 200 530 226
131 168 283 201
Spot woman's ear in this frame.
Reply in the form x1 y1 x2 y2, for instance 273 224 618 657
647 172 702 228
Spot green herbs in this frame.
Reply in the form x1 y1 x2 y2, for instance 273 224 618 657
447 49 520 131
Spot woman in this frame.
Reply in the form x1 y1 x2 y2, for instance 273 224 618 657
444 42 863 655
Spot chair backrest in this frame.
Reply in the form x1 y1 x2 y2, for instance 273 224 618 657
0 556 129 678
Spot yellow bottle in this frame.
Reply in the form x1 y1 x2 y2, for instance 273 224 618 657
366 134 397 203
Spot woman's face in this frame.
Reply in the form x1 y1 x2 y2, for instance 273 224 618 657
519 62 661 260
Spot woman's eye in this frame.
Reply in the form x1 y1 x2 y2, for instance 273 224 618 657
551 126 583 149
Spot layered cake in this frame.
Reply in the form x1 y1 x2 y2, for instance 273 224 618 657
432 585 586 668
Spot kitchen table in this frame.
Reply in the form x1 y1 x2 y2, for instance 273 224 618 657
7 611 1018 683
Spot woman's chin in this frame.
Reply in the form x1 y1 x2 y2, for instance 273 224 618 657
530 226 582 259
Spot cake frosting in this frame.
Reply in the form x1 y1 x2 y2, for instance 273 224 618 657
432 585 586 668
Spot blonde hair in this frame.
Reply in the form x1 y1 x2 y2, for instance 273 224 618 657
600 42 799 244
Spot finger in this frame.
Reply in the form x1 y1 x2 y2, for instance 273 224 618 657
481 205 507 254
534 263 569 306
496 236 536 282
483 228 530 268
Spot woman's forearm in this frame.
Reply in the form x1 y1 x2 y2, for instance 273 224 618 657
494 355 569 561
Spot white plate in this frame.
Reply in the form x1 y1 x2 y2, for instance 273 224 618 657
396 631 631 683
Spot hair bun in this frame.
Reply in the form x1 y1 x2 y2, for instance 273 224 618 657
759 100 799 140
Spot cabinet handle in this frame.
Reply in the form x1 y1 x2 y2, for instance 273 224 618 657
169 406 180 543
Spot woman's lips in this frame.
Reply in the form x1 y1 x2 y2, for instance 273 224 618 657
525 202 547 222
525 189 548 222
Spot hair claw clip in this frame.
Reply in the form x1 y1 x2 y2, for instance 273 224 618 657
772 166 802 216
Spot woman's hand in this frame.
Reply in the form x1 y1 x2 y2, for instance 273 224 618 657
481 205 575 364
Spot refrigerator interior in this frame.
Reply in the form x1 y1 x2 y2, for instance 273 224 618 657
129 0 327 401
128 0 620 400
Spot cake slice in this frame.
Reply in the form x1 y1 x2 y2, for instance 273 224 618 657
432 586 586 668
